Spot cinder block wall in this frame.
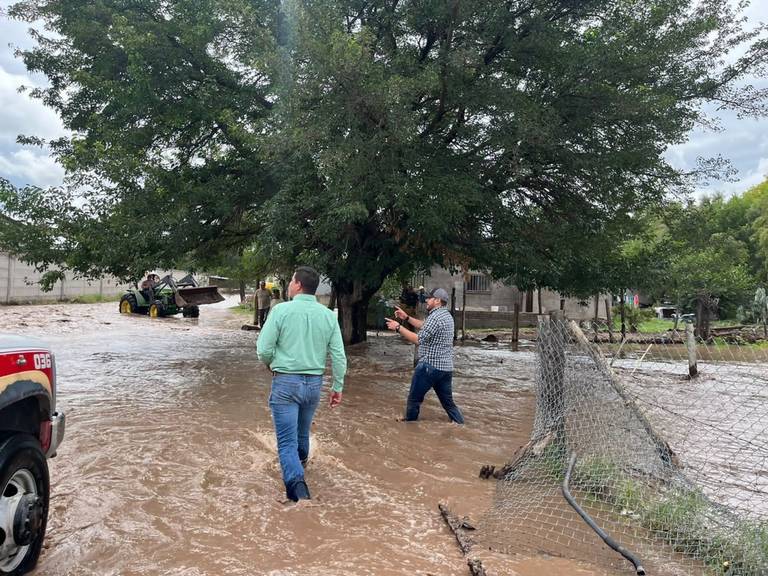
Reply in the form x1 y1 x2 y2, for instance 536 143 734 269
417 265 611 321
0 252 193 304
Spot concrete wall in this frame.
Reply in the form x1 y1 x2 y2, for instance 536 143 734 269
416 265 612 321
0 252 193 304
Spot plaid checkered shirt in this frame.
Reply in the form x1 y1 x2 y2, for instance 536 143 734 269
417 307 454 371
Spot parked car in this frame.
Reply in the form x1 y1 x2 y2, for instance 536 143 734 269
0 334 65 575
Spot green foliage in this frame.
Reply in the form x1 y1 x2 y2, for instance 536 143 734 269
228 303 253 316
611 306 656 332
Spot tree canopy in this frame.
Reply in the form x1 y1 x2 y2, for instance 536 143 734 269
2 0 767 342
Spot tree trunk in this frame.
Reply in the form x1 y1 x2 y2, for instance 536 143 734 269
673 302 680 331
513 301 520 347
536 312 566 443
328 287 337 310
461 282 467 341
695 297 706 339
451 287 457 341
239 280 246 303
605 297 614 344
336 279 379 344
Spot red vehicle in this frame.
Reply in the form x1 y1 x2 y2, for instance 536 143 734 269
0 335 65 575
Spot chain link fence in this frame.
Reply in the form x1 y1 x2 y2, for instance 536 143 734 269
477 316 768 575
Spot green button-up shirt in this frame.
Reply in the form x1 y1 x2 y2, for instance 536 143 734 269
256 294 347 392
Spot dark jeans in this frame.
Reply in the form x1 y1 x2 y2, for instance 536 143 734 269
258 307 269 327
269 373 322 493
405 362 464 423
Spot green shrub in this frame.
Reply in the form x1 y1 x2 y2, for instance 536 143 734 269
611 306 657 332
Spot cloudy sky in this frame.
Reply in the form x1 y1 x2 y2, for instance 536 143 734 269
1 2 767 196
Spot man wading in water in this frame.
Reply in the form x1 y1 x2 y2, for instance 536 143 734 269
257 266 346 502
385 288 465 424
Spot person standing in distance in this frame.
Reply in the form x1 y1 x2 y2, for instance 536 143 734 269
385 288 464 424
257 266 346 502
255 281 272 328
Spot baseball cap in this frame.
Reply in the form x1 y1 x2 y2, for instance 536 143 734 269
429 288 450 303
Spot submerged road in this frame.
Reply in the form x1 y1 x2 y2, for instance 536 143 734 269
1 300 606 575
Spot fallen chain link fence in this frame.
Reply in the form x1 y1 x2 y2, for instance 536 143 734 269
476 316 768 575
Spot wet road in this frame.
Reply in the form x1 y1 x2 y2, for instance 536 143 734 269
1 300 606 575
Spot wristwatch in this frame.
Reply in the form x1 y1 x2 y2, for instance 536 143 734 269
396 325 401 333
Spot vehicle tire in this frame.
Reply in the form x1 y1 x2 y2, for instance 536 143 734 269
119 294 138 314
182 306 200 318
148 300 165 318
0 434 49 576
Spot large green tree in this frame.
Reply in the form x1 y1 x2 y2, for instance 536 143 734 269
2 0 767 343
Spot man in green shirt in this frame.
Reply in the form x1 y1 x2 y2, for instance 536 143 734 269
256 266 346 502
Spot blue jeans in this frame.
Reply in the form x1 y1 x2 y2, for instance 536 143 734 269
269 373 322 491
405 362 464 423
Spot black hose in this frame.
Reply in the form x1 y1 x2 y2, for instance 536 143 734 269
562 452 646 576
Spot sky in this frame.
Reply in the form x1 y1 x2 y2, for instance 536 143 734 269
0 2 767 197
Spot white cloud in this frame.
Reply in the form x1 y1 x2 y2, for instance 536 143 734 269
0 147 64 187
0 65 66 142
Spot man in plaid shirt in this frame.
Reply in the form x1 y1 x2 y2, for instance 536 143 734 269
385 288 465 423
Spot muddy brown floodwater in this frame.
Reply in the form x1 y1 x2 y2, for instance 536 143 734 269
1 300 608 576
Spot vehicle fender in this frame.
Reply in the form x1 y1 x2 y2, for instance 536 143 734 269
0 373 52 417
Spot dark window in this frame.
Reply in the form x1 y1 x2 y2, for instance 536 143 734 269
466 274 490 293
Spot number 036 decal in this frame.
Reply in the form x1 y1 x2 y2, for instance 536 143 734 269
33 353 52 370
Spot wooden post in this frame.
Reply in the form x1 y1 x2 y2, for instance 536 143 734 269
461 281 467 341
593 293 600 322
451 287 457 341
620 293 627 342
537 286 542 314
593 293 600 343
512 301 520 344
685 322 698 379
605 296 614 344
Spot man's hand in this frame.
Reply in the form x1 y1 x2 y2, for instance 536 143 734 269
385 317 401 331
329 391 342 408
394 306 409 321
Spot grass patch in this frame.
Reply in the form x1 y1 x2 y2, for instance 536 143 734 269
229 303 254 317
572 456 768 574
608 317 744 335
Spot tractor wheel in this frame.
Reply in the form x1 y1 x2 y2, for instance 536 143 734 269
182 306 200 318
148 301 165 319
0 434 49 575
119 294 138 314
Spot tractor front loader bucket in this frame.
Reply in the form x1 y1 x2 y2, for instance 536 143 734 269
175 286 226 307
